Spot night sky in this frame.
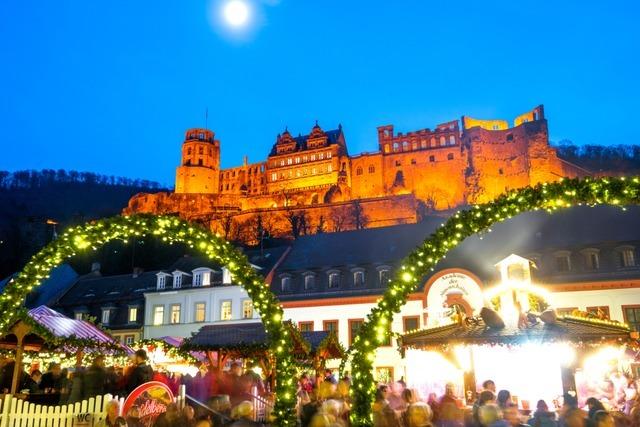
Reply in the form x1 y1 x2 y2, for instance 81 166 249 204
1 1 638 186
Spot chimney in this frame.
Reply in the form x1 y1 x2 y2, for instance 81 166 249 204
133 267 144 278
91 262 101 276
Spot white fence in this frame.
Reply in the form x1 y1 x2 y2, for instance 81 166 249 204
0 394 124 427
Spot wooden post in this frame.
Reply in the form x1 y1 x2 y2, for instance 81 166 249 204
76 351 84 368
10 323 31 395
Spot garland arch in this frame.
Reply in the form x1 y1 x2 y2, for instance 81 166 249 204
0 215 298 426
349 176 640 425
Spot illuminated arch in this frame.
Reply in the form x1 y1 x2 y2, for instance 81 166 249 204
349 176 640 425
0 214 297 426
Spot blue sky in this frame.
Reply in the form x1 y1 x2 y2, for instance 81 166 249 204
1 0 638 186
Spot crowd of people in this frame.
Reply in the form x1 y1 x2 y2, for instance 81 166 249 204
295 373 640 427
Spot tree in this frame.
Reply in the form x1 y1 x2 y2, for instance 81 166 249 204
315 215 326 234
350 199 369 230
330 205 350 232
284 209 310 239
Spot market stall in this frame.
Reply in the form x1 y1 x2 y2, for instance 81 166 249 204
399 313 637 410
0 305 127 395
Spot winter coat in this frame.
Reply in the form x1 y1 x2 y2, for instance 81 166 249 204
126 363 153 394
528 411 558 427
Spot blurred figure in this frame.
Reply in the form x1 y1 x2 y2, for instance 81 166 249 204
83 355 106 399
558 393 587 427
527 400 558 427
41 362 63 393
438 383 463 427
155 402 182 427
97 399 120 427
126 349 153 393
586 398 606 422
182 405 196 427
373 385 400 427
22 369 42 394
324 369 337 385
229 400 262 427
503 404 528 427
496 391 512 410
592 411 614 427
478 404 506 427
482 381 497 394
389 381 406 411
403 388 433 427
473 391 496 426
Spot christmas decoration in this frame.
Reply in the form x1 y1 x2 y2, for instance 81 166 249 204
0 214 298 426
348 176 640 426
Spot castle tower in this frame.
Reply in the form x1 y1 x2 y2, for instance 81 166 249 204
175 128 220 194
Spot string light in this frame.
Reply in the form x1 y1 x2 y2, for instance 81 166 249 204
0 214 298 426
348 176 640 426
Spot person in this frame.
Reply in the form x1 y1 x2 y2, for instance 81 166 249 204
503 403 529 427
388 381 407 411
482 381 497 394
83 355 106 399
403 388 433 427
22 369 42 394
126 349 153 393
0 358 16 393
40 362 63 393
497 390 512 410
324 369 337 385
591 411 614 427
479 404 508 427
155 403 182 427
373 385 400 427
527 400 558 427
473 391 496 426
229 400 263 427
182 405 197 427
585 398 606 423
439 383 463 427
97 400 120 427
558 393 586 427
125 405 144 427
190 363 211 402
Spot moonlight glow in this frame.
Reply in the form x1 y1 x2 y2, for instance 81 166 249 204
223 0 249 27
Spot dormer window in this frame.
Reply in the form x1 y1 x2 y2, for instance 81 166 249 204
156 273 169 290
554 251 572 272
101 309 110 325
353 270 365 287
581 248 600 270
172 271 184 289
280 275 291 292
304 274 315 290
328 272 341 289
222 267 232 285
192 268 213 287
618 246 636 268
377 267 391 286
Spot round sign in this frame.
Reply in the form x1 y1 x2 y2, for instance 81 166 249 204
122 381 175 426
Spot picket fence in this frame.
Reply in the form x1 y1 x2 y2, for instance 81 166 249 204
0 394 124 427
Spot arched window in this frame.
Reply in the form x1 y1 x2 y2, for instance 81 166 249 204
281 276 291 292
393 143 399 152
187 148 192 156
384 144 390 153
368 165 375 173
356 167 363 176
439 136 446 146
430 137 436 147
328 272 341 288
402 141 409 151
304 274 315 290
199 147 204 155
412 141 418 150
449 135 456 145
421 140 427 149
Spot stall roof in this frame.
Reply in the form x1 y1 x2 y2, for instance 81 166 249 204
400 316 634 349
183 322 343 359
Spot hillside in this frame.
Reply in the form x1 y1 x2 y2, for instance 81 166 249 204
554 142 640 175
0 170 168 278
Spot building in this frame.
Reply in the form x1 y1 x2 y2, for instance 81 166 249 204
124 105 588 243
268 205 640 381
51 248 287 345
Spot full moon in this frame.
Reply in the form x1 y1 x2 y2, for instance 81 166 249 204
223 0 249 27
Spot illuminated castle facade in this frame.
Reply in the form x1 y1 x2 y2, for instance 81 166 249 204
125 105 587 239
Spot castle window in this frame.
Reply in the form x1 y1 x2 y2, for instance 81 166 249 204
498 168 503 175
198 159 203 166
271 173 277 181
506 133 514 141
280 160 285 166
209 148 212 155
199 147 204 155
411 158 417 165
395 160 401 167
327 152 332 158
412 141 418 150
582 249 600 270
393 143 399 152
447 153 454 160
429 155 435 162
356 167 363 176
296 170 301 177
421 140 427 149
311 154 316 161
384 144 390 153
199 132 204 139
295 157 300 164
312 168 317 174
226 184 229 190
449 135 456 145
287 158 292 165
319 153 324 160
554 252 572 272
368 165 375 173
187 148 192 156
303 156 308 162
303 169 308 175
402 141 409 151
430 137 436 147
439 136 446 146
328 164 332 172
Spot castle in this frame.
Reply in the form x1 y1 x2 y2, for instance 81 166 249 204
125 105 587 241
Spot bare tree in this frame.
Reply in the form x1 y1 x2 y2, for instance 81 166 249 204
284 209 310 239
330 205 351 232
315 215 326 234
350 199 369 230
